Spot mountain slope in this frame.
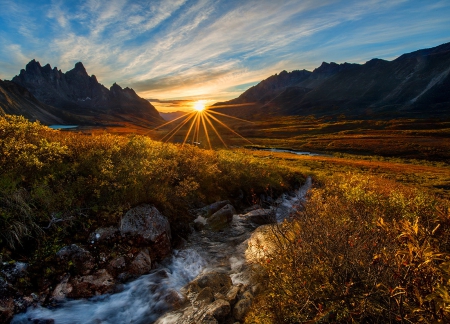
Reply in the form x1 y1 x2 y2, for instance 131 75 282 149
0 79 87 124
214 42 450 119
12 60 164 126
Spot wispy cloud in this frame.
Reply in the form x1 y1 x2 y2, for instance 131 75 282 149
0 0 448 106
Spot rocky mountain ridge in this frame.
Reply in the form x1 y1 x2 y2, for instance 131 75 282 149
214 42 450 119
6 60 163 126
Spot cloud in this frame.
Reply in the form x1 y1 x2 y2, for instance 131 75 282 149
0 0 448 104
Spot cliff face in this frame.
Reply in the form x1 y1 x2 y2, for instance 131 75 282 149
0 79 78 124
215 42 450 119
12 60 164 125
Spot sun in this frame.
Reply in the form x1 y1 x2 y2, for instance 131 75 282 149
193 100 206 112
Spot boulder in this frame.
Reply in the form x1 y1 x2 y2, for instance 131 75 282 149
233 298 252 321
68 269 115 298
51 274 73 301
191 271 232 295
243 208 276 225
207 204 236 231
56 244 95 275
193 287 214 306
107 256 126 276
206 299 231 319
120 205 171 258
195 200 231 218
226 286 240 306
128 249 152 276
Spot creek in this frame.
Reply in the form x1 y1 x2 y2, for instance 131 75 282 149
12 177 312 324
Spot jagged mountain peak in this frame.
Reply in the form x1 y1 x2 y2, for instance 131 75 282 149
11 60 164 126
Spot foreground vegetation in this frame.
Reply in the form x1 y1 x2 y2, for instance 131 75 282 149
246 174 450 323
2 113 449 323
0 115 300 264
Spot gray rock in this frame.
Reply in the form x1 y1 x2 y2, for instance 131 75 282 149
243 208 276 225
192 271 232 295
128 249 152 276
120 205 171 258
207 204 236 231
52 274 73 301
56 244 95 275
68 269 115 298
195 200 232 218
233 298 252 321
108 256 126 272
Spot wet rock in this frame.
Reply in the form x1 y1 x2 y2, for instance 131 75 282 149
1 261 28 283
107 256 126 276
206 299 231 319
233 298 252 321
193 287 214 306
56 244 95 275
128 249 152 276
226 286 240 306
51 274 73 302
192 271 232 295
88 226 118 244
207 204 236 231
164 289 185 309
245 224 278 263
243 208 276 225
213 292 226 301
196 200 231 218
120 205 171 258
68 269 115 298
193 216 207 231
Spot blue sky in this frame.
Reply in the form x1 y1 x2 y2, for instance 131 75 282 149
0 0 449 111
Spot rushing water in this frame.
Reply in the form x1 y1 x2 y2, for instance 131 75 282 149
12 177 312 324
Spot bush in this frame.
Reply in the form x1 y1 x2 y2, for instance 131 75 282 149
247 174 450 323
0 115 300 252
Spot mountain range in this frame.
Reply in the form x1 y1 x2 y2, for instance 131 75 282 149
213 42 450 119
1 42 449 127
1 60 163 126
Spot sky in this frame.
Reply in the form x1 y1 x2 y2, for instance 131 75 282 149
0 0 449 112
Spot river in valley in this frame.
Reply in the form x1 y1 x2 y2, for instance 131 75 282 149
12 177 312 324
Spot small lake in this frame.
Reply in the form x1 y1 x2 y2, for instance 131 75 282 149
48 125 79 130
252 147 323 156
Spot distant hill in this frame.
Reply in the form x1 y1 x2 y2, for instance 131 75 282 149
213 42 450 119
10 60 164 126
159 111 188 121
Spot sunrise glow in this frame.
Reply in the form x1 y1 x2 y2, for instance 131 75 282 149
193 100 207 112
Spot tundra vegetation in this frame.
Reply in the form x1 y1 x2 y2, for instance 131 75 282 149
1 114 449 323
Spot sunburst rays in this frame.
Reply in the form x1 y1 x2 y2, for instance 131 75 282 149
153 101 253 149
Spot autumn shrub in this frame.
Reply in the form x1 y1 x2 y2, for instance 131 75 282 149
246 174 450 323
0 115 300 252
